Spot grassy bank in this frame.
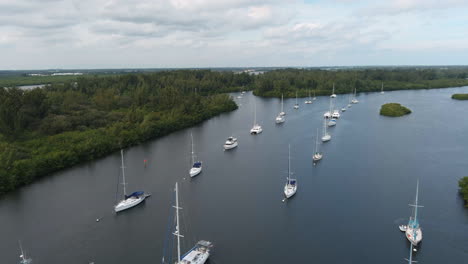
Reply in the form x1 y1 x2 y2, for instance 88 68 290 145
452 93 468 100
380 103 412 117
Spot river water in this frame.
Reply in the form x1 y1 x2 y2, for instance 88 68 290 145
1 87 468 263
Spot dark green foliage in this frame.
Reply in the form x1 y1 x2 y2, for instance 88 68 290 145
451 94 468 100
252 68 468 98
0 70 243 195
459 177 468 207
379 103 412 117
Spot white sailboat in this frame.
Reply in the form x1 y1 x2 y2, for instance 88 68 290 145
330 83 337 98
18 241 32 264
250 100 263 134
305 90 312 104
114 149 147 213
347 89 352 108
189 133 202 177
321 118 331 142
169 183 213 264
324 97 332 118
312 90 316 100
313 128 323 162
275 94 285 124
341 107 346 112
284 144 297 199
351 88 359 104
223 136 238 150
381 82 385 94
399 180 423 246
294 91 299 109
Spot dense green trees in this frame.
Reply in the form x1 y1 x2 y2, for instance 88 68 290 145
0 70 247 195
451 94 468 100
379 103 412 117
459 177 468 207
252 68 468 97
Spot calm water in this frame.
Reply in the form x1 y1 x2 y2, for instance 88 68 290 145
1 87 468 263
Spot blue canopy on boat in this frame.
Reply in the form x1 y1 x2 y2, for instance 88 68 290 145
193 162 202 168
125 191 144 199
290 180 296 185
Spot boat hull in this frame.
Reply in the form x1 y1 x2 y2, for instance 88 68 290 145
223 142 238 150
190 167 202 177
405 227 423 246
321 135 331 142
115 195 146 212
313 154 323 161
284 184 297 198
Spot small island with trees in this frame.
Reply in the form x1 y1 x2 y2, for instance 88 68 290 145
379 103 412 117
451 93 468 100
459 177 468 207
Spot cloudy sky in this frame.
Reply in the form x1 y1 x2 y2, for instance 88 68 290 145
1 0 468 69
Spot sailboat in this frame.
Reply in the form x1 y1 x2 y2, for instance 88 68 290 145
312 128 323 162
380 82 385 94
305 90 312 104
312 90 316 100
114 149 147 213
189 133 202 177
18 241 32 264
250 100 263 134
328 97 337 126
347 89 352 108
294 91 299 109
324 97 332 118
321 118 331 142
284 144 297 199
330 83 337 98
275 94 285 124
164 183 213 264
351 88 359 104
399 180 423 246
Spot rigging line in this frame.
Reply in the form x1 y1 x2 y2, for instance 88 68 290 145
162 191 176 264
115 166 120 203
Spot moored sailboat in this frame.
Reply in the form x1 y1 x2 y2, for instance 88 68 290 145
189 133 202 177
284 144 297 199
399 180 423 247
312 128 323 162
276 94 285 124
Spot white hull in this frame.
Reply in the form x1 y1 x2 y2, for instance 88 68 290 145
406 227 423 246
305 101 312 104
324 111 331 118
328 120 336 127
294 105 299 109
284 184 297 198
332 111 340 118
250 125 263 134
341 108 346 112
190 167 202 177
351 99 359 104
275 116 285 124
321 134 331 142
280 111 286 116
223 142 238 150
313 153 323 161
330 94 336 98
115 196 146 212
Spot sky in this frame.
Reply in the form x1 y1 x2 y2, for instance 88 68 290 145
1 0 468 69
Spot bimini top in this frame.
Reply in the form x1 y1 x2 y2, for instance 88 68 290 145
193 162 202 168
289 180 296 185
125 191 144 199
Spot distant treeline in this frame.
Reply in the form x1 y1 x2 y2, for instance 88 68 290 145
252 68 468 97
0 70 252 195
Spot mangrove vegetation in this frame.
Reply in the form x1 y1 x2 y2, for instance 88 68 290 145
379 103 412 117
459 177 468 207
451 93 468 100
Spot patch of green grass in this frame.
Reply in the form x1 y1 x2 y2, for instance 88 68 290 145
379 103 412 117
452 93 468 100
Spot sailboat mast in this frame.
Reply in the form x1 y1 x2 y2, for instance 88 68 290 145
381 82 384 92
288 144 291 183
315 128 319 153
281 94 284 112
332 83 335 94
191 133 195 164
18 240 26 261
414 180 419 222
120 149 127 196
254 100 257 126
174 182 183 262
295 91 298 104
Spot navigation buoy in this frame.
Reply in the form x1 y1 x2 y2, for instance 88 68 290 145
144 159 148 167
282 198 286 202
96 218 100 222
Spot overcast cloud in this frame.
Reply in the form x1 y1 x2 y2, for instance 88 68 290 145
0 0 467 69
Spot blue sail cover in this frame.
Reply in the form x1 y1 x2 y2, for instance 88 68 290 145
290 180 296 185
125 191 144 199
193 162 202 168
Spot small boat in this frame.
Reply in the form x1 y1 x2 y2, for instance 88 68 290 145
328 118 337 127
294 91 299 109
312 90 316 100
241 91 246 94
351 88 359 104
324 97 333 118
380 82 385 94
18 241 32 264
403 180 423 246
305 90 312 104
330 83 337 98
163 183 213 264
321 118 331 142
223 136 238 150
284 144 297 199
332 110 341 119
237 95 242 99
312 129 323 162
250 100 263 134
399 225 407 232
114 149 147 212
341 107 346 112
276 94 285 123
189 133 203 177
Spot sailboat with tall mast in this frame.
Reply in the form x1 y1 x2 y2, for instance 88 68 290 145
294 91 299 109
313 90 316 100
114 149 147 212
250 100 263 134
189 133 202 177
351 88 359 104
380 82 385 94
330 83 337 98
163 182 213 264
18 241 32 264
305 90 312 104
321 118 331 142
313 128 323 162
399 180 423 246
284 144 297 199
275 94 285 124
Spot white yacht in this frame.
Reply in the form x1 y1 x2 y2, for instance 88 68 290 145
250 100 263 134
18 241 32 264
189 133 202 177
294 92 299 109
400 181 423 247
312 129 323 162
321 118 331 142
381 82 385 94
284 144 297 199
305 90 312 104
341 107 346 112
276 94 285 123
330 83 337 98
223 136 238 150
328 118 337 127
165 183 213 264
114 149 147 213
332 109 341 119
